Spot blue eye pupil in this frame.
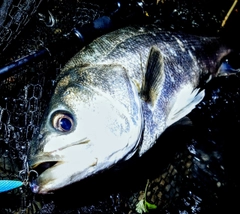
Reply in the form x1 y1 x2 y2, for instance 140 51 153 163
53 113 74 132
60 118 72 131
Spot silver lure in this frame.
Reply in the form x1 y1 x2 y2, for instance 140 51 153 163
28 25 229 194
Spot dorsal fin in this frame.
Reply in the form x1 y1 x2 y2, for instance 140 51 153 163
141 46 165 106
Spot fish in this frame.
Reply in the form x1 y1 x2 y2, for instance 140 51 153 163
28 25 232 194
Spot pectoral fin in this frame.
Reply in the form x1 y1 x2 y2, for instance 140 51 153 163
141 46 165 106
166 85 205 127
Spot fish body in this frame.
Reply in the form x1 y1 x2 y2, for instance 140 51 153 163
28 25 228 194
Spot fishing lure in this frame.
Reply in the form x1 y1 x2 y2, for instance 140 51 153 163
0 180 23 193
0 155 38 193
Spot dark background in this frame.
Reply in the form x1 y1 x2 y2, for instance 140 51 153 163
0 0 240 213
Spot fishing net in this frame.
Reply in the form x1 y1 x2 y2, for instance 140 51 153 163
0 0 240 213
0 0 43 51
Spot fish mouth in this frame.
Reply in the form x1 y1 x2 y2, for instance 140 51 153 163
29 154 61 179
30 153 62 169
29 138 90 181
28 154 63 193
29 153 98 194
32 161 58 177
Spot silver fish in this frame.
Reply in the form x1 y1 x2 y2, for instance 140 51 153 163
28 25 230 194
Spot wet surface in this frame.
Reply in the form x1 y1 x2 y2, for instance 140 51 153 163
0 0 240 213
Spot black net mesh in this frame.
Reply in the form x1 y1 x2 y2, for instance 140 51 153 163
0 0 43 51
0 0 240 213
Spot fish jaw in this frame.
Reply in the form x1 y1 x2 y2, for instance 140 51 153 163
29 146 99 194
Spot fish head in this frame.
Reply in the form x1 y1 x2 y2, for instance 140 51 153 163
28 64 143 194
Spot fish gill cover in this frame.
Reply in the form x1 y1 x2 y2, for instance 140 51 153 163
0 0 240 213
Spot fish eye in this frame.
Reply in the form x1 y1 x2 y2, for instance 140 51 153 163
52 112 74 132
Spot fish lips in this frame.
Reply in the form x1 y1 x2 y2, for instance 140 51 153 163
29 148 99 194
29 154 62 194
